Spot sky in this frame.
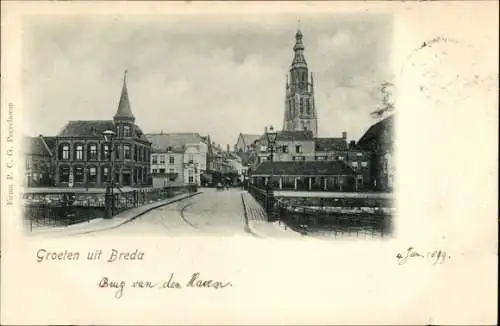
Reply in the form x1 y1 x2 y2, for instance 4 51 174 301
23 13 393 148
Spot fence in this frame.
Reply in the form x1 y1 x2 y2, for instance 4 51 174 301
23 185 198 230
247 184 393 238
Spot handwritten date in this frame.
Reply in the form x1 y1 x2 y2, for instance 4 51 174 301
396 247 450 265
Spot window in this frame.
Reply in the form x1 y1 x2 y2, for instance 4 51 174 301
300 98 304 114
138 147 142 161
133 145 137 161
74 144 84 160
159 168 165 174
282 145 288 153
352 162 359 172
295 145 302 153
88 144 98 160
88 166 97 183
159 155 166 164
102 167 110 182
152 169 158 173
338 156 345 161
188 176 194 183
306 100 310 115
101 144 110 160
315 156 326 161
115 144 120 159
169 156 175 164
26 159 31 169
123 125 131 137
59 144 70 160
59 165 70 182
188 155 194 164
123 144 131 159
357 152 363 157
152 155 158 164
74 166 84 183
361 161 368 168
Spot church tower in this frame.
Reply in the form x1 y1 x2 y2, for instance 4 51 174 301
283 27 318 137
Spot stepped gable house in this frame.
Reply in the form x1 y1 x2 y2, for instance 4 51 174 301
53 72 151 187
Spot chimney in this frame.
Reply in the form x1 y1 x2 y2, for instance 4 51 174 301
342 131 347 139
227 144 230 152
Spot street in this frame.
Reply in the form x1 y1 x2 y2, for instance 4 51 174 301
96 188 250 236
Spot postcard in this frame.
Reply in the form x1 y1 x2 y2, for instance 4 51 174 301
1 1 497 325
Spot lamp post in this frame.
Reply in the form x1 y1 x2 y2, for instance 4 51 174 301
265 125 278 217
85 166 89 191
103 129 115 219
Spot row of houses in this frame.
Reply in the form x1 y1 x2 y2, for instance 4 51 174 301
234 115 395 192
22 72 229 189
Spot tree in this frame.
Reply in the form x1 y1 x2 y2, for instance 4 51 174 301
371 81 395 119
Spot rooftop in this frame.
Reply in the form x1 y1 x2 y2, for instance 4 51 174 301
314 137 348 151
253 160 354 176
146 132 204 152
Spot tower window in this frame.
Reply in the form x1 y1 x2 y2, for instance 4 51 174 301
306 100 310 115
300 98 304 114
123 125 131 137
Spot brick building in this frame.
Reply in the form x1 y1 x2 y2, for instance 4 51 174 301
53 72 151 188
23 135 56 187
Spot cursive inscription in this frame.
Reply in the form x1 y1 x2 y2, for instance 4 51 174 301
98 273 233 299
396 247 450 265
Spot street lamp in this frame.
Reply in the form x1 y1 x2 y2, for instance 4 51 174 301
103 129 115 219
265 125 278 217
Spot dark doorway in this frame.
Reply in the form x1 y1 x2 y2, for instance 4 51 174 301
122 172 131 186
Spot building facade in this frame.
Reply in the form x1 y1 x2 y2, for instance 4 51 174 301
146 132 208 187
356 115 394 191
283 28 318 138
23 135 56 187
150 147 184 188
53 72 151 188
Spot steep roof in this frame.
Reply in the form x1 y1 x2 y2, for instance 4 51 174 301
23 136 53 156
114 71 135 120
314 137 348 151
277 130 314 141
58 120 149 142
253 161 353 176
239 134 261 147
58 120 115 137
146 133 203 152
357 115 394 151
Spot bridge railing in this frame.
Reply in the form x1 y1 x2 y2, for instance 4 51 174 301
23 185 198 230
247 183 393 237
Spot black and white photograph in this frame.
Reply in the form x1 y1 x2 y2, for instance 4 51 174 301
21 13 395 239
1 2 497 325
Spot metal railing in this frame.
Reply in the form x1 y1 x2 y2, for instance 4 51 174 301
247 184 393 238
23 185 197 230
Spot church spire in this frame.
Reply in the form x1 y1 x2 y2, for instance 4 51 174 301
114 70 135 121
291 22 307 69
